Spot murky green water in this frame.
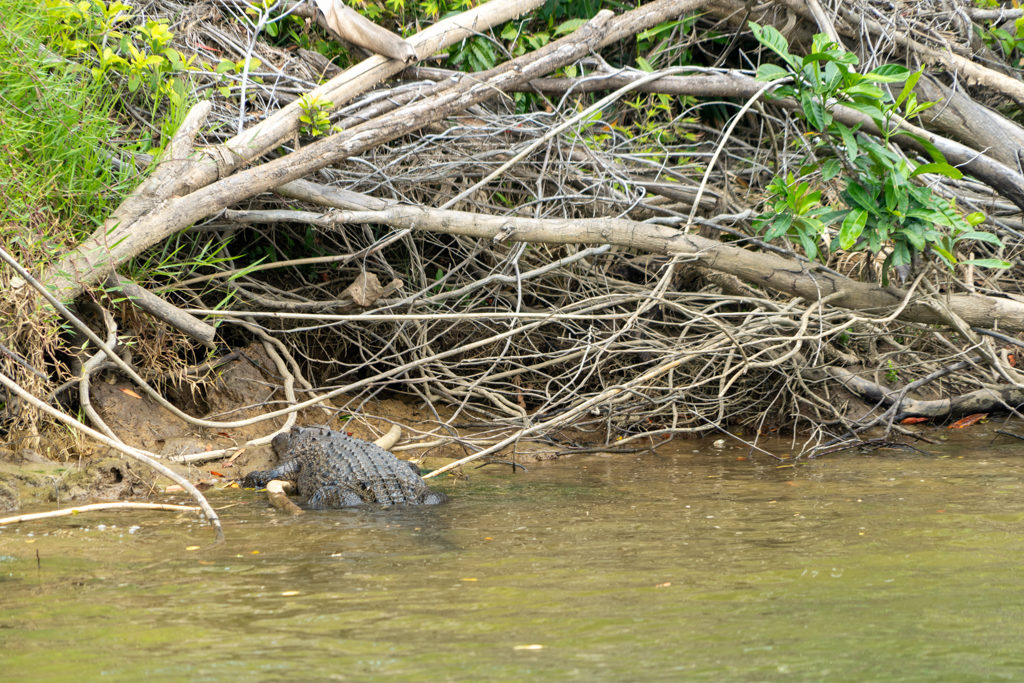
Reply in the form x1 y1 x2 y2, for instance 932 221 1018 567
2 432 1024 680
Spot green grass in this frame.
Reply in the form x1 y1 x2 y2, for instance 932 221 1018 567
0 0 133 249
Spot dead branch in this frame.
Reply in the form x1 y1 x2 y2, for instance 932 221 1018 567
0 502 203 527
105 274 216 347
826 365 1024 421
324 205 1024 333
311 0 416 63
43 0 547 302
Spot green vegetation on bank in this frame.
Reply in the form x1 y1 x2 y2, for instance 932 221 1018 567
749 22 1009 282
0 0 133 252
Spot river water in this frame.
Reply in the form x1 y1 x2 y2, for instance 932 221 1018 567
2 430 1023 680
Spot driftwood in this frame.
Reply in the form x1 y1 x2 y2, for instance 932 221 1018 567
11 0 1024 474
0 502 202 527
826 366 1024 421
311 0 417 64
105 274 216 347
42 0 548 302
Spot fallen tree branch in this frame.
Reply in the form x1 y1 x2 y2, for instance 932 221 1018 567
43 0 705 302
825 365 1024 420
105 274 217 347
0 367 223 542
0 502 202 527
322 205 1024 333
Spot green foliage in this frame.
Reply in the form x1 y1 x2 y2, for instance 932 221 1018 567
126 232 238 284
976 11 1024 67
213 57 264 100
0 0 133 235
449 34 497 71
749 22 1009 281
44 0 194 111
885 360 899 383
298 95 335 137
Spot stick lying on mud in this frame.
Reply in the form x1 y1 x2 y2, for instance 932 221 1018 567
0 502 201 527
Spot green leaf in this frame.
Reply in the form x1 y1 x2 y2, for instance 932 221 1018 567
832 121 858 161
821 158 841 181
845 181 880 215
797 230 819 260
910 162 962 179
883 177 898 212
748 21 798 70
891 130 945 164
898 227 926 251
891 241 912 266
800 91 829 129
756 63 790 81
842 99 886 128
819 208 848 225
955 230 1003 246
965 211 986 227
636 19 682 42
895 69 923 108
839 209 867 249
905 99 938 118
868 230 882 253
906 208 947 224
554 18 586 36
764 214 793 240
962 258 1012 269
930 243 957 266
864 64 911 82
845 83 885 99
823 61 843 91
801 51 833 66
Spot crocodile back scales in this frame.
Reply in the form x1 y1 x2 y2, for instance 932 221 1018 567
244 426 443 507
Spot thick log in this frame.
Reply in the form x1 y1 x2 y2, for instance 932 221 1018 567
826 366 1024 420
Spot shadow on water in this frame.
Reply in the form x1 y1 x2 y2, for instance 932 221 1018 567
2 428 1024 679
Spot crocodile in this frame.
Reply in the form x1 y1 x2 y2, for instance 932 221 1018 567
242 426 445 508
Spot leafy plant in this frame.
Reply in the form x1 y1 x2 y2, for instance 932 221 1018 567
449 34 497 71
213 57 264 99
885 360 899 383
749 22 1009 282
1 0 133 231
45 0 194 108
977 12 1024 67
298 95 335 137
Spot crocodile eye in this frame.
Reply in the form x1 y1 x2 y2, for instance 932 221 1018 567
270 432 291 453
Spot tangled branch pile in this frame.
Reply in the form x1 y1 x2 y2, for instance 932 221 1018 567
6 0 1024 476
